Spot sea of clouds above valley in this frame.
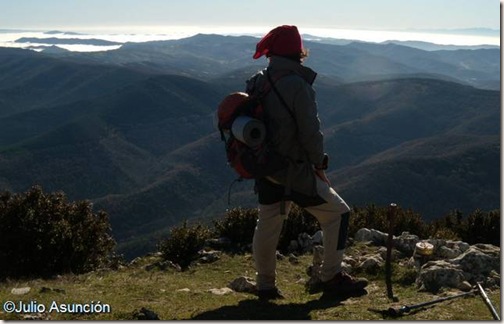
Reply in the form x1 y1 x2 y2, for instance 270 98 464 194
0 26 499 52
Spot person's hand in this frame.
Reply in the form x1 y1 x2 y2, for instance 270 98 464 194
315 169 331 186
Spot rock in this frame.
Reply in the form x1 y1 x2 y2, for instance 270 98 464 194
208 287 234 295
228 276 256 293
410 241 500 293
378 246 402 261
198 250 221 264
205 237 232 249
393 232 419 255
132 307 160 320
298 232 313 253
354 228 388 245
446 240 470 253
450 245 500 281
487 270 501 288
312 230 323 245
11 287 31 295
438 245 461 259
176 288 191 292
357 255 384 274
22 313 50 320
343 255 358 267
431 240 470 259
161 260 182 272
458 280 473 292
416 260 465 292
472 243 500 256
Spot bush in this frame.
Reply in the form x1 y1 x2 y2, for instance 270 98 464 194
278 204 320 253
158 220 212 269
0 186 115 279
429 227 461 241
212 208 258 250
460 209 500 245
159 205 500 271
429 209 500 245
349 204 430 239
212 205 321 254
429 209 464 240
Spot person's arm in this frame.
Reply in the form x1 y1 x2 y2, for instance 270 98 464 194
292 82 332 185
292 82 325 167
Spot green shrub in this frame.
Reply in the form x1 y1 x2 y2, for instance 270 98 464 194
429 209 500 245
0 186 115 279
349 204 430 239
429 209 464 240
460 209 500 245
278 204 320 253
212 205 321 254
158 220 212 269
212 208 258 250
428 226 461 241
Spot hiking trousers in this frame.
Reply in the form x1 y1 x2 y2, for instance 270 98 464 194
252 176 351 290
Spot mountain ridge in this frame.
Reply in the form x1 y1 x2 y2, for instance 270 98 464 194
34 34 499 90
0 36 499 258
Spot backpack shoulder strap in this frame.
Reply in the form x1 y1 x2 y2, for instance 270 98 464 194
265 69 296 121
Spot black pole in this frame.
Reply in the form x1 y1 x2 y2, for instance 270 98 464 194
389 290 476 316
385 203 397 300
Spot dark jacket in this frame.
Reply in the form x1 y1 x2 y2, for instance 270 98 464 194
246 56 325 201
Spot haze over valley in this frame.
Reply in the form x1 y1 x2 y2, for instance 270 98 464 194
0 30 499 258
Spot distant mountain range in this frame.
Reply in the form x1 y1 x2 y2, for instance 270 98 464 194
0 34 499 258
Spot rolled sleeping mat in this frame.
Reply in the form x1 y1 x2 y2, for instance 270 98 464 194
231 116 266 147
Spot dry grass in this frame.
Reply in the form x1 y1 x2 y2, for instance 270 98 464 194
0 249 500 320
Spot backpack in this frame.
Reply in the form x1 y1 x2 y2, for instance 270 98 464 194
216 75 288 179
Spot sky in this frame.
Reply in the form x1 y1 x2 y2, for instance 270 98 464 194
0 0 500 33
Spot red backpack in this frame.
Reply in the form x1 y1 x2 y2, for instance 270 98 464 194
216 83 287 179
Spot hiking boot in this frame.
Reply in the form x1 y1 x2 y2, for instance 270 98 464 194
307 271 368 295
257 287 285 300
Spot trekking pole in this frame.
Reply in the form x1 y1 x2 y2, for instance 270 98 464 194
385 203 397 301
476 282 500 320
384 290 476 317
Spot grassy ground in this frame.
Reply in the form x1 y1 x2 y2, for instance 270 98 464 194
0 247 500 320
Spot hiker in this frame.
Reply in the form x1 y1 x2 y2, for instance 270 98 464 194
245 25 368 300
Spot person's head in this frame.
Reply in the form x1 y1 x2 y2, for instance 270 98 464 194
253 25 308 63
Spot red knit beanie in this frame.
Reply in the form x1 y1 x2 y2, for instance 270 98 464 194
253 25 303 59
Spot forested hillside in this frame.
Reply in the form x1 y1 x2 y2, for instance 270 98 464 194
0 35 499 257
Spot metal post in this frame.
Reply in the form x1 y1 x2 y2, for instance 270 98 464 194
385 203 397 300
477 282 500 320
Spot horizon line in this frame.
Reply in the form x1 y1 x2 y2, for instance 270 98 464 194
0 25 500 47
